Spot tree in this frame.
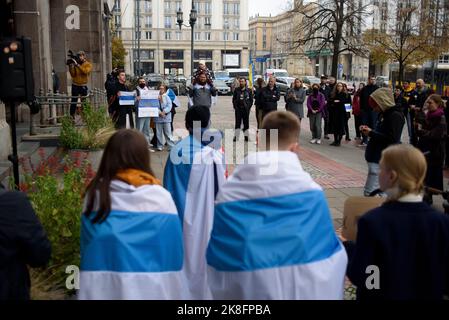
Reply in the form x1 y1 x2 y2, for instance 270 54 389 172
111 37 127 69
290 0 372 78
363 2 449 86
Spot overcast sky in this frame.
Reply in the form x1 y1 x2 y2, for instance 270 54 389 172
248 0 291 17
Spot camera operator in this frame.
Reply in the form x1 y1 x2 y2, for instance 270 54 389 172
68 50 92 117
105 68 119 115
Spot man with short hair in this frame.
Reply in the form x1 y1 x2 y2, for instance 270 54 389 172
232 77 254 142
164 106 226 299
68 50 92 117
260 76 281 119
359 75 379 146
110 69 133 129
135 77 154 149
188 73 217 108
409 79 431 146
206 111 348 299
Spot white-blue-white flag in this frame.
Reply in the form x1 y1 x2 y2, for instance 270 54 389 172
78 180 187 300
164 134 226 299
206 151 348 300
167 88 181 108
119 91 135 105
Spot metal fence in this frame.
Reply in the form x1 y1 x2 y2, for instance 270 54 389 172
30 88 108 134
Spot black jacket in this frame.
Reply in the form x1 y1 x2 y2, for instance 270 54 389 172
409 87 431 110
0 190 51 300
365 106 405 163
232 87 254 110
344 201 449 300
260 86 280 112
254 86 264 108
417 113 447 167
360 84 379 111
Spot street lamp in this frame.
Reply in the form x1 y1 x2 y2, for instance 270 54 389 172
223 19 229 69
177 1 197 78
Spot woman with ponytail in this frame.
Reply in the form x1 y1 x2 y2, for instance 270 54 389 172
341 144 449 300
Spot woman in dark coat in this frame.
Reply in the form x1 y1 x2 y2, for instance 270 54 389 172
328 82 351 146
416 94 447 202
254 78 265 129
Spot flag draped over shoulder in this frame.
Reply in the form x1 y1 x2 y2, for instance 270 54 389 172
78 180 186 300
164 134 226 299
206 151 348 300
167 88 181 108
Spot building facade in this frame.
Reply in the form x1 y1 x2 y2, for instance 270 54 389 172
249 11 312 77
114 0 249 77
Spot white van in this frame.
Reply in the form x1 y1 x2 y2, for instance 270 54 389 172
265 69 290 80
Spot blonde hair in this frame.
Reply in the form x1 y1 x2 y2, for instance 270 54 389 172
380 144 427 202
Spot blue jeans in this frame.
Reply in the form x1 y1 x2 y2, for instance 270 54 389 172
156 122 175 149
364 162 380 196
137 117 153 145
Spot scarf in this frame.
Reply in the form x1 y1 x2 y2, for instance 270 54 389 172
116 168 161 187
427 107 444 120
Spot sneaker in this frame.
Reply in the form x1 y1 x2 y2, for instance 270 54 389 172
316 139 321 145
345 137 352 141
148 148 156 153
157 147 163 151
357 142 367 148
309 139 317 144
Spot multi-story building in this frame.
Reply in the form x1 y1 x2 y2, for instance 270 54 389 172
249 9 313 77
114 0 250 76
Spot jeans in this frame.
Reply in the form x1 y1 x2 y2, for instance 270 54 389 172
137 117 153 145
70 84 88 116
309 113 322 139
364 162 380 196
156 122 175 150
405 112 413 143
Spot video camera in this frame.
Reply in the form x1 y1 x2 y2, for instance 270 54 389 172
66 50 81 66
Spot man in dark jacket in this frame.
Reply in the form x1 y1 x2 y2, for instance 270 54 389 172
408 79 431 146
260 76 280 119
359 76 379 145
0 185 51 300
233 77 254 142
110 69 134 129
360 88 405 196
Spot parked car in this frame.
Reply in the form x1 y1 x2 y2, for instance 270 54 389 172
302 76 321 86
167 79 187 96
146 73 164 89
214 80 231 95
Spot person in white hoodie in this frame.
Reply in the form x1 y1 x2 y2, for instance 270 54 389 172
206 111 348 300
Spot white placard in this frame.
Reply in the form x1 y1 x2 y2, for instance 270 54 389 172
139 90 160 118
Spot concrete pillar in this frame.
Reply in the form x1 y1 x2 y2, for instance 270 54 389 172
0 102 12 161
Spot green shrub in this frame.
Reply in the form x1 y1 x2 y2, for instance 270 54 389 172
60 103 115 150
19 149 96 298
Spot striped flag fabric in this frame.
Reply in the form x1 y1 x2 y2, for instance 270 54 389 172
167 88 181 108
206 151 348 300
119 91 135 105
164 134 226 299
78 180 187 300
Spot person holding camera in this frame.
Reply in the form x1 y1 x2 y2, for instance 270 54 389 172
68 50 92 117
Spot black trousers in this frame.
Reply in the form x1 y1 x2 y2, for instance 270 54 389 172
235 107 250 136
70 84 88 116
114 106 134 129
354 115 362 138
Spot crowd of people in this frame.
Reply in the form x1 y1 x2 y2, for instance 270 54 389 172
3 65 449 301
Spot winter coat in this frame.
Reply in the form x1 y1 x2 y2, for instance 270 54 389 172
285 87 306 118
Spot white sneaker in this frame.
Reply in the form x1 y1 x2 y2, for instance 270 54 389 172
316 139 321 145
309 139 317 144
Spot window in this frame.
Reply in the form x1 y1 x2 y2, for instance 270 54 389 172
164 50 184 60
134 50 155 60
205 17 211 29
114 0 121 11
194 50 213 60
145 16 152 28
165 31 171 40
224 3 230 15
233 3 240 15
195 32 201 40
233 33 239 41
205 2 211 15
135 31 141 39
114 15 121 27
144 0 151 12
223 32 229 41
234 18 239 29
439 54 449 64
176 31 182 40
224 20 230 29
145 31 152 40
175 1 182 12
194 2 201 13
165 16 172 28
164 1 170 11
205 32 211 40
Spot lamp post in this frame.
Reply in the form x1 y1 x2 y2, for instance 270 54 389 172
224 20 229 69
177 1 197 78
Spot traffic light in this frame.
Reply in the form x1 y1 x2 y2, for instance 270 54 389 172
0 37 34 103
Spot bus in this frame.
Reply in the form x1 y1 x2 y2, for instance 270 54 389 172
227 68 249 79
